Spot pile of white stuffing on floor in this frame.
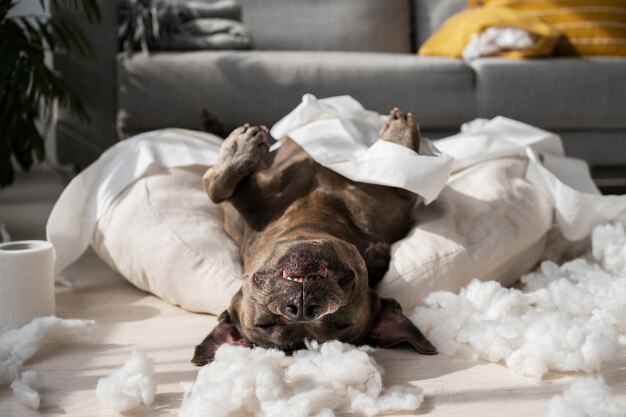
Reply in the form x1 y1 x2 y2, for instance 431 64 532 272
3 224 626 415
179 340 423 417
0 316 94 409
96 350 156 413
411 222 626 379
547 377 626 417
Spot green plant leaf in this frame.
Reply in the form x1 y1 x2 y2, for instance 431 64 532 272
49 17 72 55
0 138 15 187
35 18 56 51
58 17 94 56
50 0 101 23
0 1 17 20
8 113 34 172
0 0 99 183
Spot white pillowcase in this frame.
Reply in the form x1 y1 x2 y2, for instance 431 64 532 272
377 157 553 310
92 157 553 315
92 165 241 314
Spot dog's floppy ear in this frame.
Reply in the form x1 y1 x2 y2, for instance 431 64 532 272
365 297 437 355
191 309 253 366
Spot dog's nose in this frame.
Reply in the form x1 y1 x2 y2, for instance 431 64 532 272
283 300 322 321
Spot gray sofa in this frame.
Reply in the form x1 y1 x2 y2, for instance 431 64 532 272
54 0 626 171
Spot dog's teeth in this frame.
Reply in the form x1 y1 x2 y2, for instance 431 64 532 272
282 270 289 278
286 276 293 281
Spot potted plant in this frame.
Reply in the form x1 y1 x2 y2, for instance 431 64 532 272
0 0 100 187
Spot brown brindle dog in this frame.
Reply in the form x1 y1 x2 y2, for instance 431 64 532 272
192 108 437 365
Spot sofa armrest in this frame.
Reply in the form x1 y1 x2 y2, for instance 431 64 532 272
53 0 118 165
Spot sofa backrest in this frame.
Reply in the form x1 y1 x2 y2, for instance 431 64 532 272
240 0 467 53
53 0 469 165
413 0 467 47
239 0 413 53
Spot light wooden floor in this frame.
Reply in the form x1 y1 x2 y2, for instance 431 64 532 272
1 250 625 417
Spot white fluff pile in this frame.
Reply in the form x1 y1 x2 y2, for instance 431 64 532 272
96 350 156 413
179 340 423 417
546 377 626 417
10 370 40 409
411 222 626 379
0 315 95 409
462 27 535 61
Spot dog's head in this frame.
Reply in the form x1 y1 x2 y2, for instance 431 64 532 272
192 235 436 364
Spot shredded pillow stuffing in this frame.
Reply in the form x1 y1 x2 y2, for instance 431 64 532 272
10 371 40 410
96 350 157 413
547 377 626 417
179 340 423 417
411 222 626 379
0 316 95 409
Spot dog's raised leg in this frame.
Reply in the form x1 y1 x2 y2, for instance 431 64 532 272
380 108 432 155
203 124 270 203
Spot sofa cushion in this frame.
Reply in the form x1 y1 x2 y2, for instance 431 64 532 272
117 51 476 136
473 0 626 56
418 7 560 59
414 0 468 47
471 58 626 129
239 0 412 53
558 131 626 167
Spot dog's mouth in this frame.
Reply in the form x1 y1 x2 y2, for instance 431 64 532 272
253 266 354 286
281 266 328 283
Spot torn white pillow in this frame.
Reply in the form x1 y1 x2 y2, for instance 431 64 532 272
92 165 242 315
271 94 454 204
92 156 552 315
179 340 423 417
547 377 626 417
50 96 626 317
377 156 552 310
96 351 156 413
47 129 223 276
411 222 626 379
438 116 626 241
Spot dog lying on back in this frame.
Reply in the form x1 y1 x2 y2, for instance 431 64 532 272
192 108 437 364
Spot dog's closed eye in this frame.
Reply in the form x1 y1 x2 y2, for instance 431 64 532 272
333 322 352 330
255 322 276 330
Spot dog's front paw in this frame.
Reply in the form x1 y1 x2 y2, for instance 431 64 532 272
220 123 270 172
380 108 421 152
203 123 270 203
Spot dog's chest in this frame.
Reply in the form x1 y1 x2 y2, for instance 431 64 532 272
251 140 414 243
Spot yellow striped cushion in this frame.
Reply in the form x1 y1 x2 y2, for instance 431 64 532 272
419 7 560 58
470 0 626 56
